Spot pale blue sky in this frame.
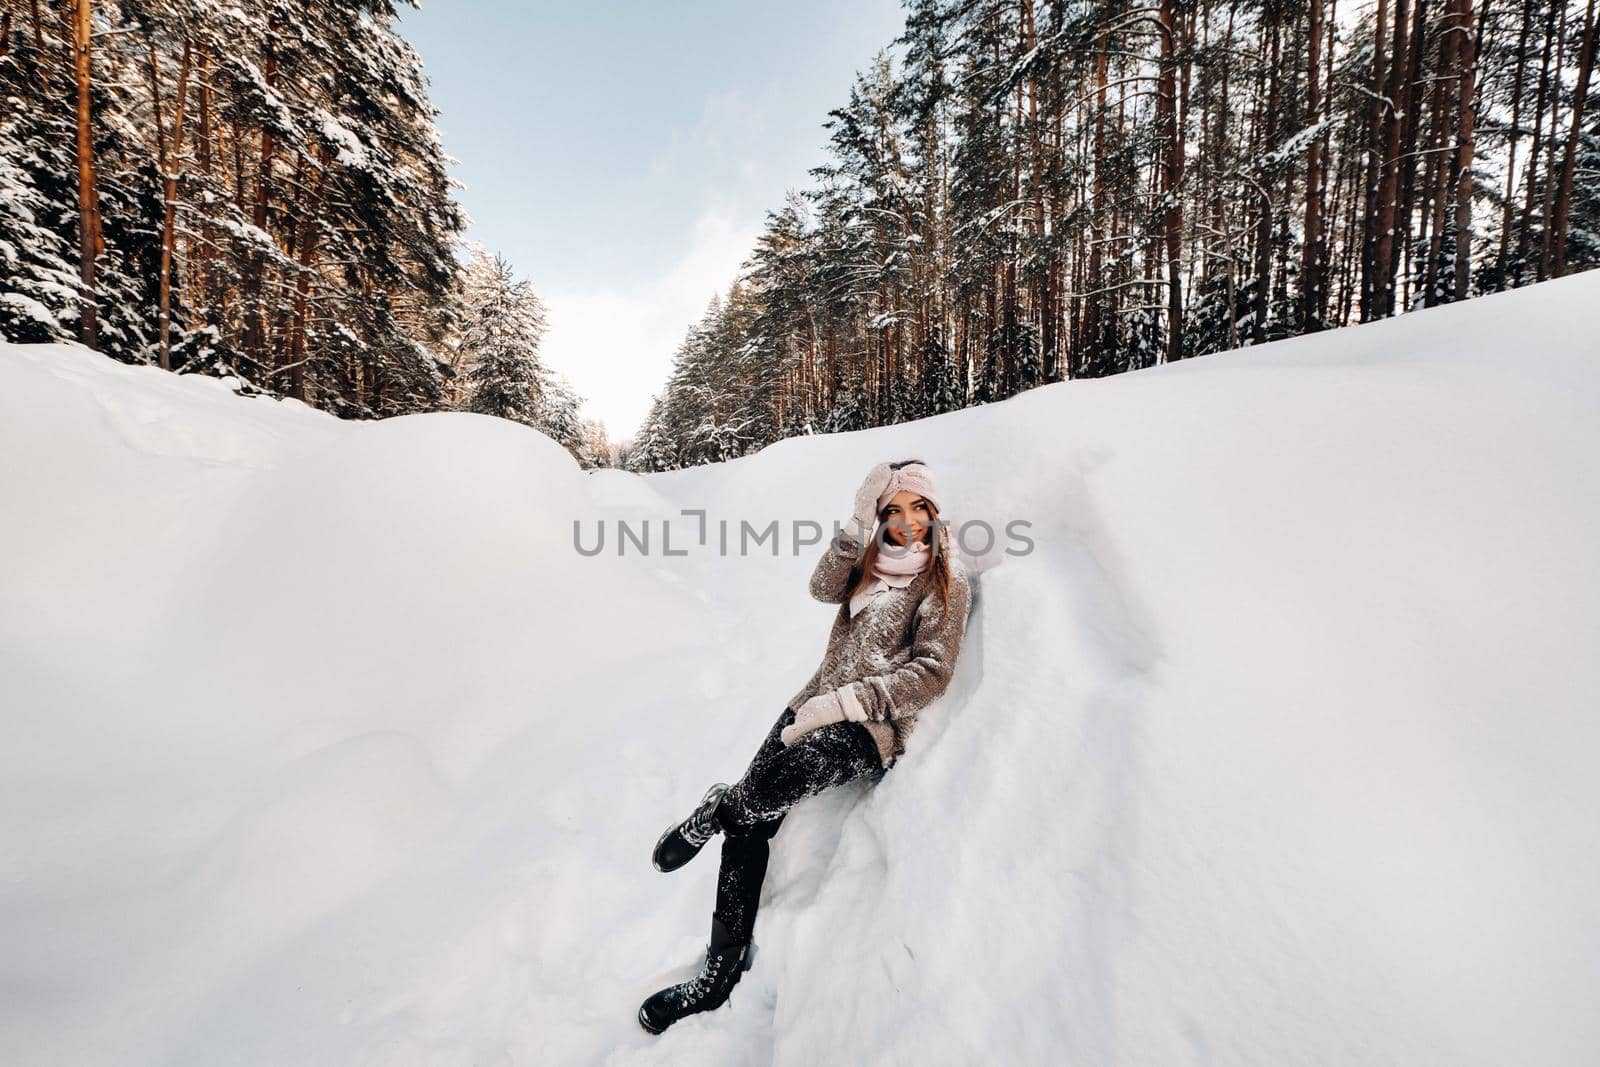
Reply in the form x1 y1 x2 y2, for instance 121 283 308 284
396 1 907 437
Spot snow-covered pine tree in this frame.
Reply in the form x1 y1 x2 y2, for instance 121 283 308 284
0 41 81 344
535 367 586 458
895 0 955 420
1567 94 1600 271
624 393 683 473
822 375 868 433
946 0 1015 408
460 252 550 428
813 55 914 427
920 320 963 414
1 1 159 361
574 417 615 469
1184 273 1248 358
742 197 820 432
1123 307 1163 373
665 294 761 467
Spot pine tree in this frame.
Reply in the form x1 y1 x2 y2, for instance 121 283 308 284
823 378 868 433
0 39 81 343
460 252 550 428
535 367 586 457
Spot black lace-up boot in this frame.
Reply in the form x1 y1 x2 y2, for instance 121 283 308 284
652 782 731 873
637 914 755 1034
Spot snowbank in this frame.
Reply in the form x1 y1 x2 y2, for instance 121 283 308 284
3 272 1599 1065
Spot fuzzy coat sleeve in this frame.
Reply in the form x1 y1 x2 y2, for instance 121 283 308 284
808 527 864 604
835 561 972 724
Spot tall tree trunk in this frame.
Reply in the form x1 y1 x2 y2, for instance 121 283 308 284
1538 1 1568 279
1373 0 1411 317
246 31 279 365
1302 0 1327 330
1083 40 1109 372
1451 0 1478 300
1517 0 1560 277
1551 0 1599 276
1496 0 1536 279
1022 0 1051 383
1252 8 1280 344
1157 0 1184 361
192 45 214 321
71 0 101 349
150 38 194 370
1426 3 1460 306
1392 0 1431 308
1361 0 1391 320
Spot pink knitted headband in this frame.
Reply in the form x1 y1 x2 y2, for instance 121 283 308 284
876 463 943 516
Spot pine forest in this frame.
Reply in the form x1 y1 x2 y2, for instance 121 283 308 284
2 1 1597 474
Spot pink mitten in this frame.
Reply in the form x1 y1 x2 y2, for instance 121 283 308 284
846 462 895 540
780 690 848 746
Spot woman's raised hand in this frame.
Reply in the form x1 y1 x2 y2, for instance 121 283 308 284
847 462 895 539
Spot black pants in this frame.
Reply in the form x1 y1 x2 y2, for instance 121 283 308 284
711 706 887 945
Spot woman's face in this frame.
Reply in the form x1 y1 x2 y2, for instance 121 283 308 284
879 489 932 546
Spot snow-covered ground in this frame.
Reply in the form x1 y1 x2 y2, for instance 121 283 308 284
3 272 1599 1065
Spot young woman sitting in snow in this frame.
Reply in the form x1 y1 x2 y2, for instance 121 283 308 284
639 458 974 1035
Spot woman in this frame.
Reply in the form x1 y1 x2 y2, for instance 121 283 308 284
638 458 973 1035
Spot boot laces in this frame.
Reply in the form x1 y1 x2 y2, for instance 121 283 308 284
687 951 723 998
682 809 713 846
681 788 722 846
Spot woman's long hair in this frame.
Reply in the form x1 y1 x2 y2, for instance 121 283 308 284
846 459 954 607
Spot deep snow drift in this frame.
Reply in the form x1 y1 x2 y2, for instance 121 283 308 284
3 273 1599 1065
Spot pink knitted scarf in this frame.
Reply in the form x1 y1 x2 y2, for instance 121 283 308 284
848 535 931 619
